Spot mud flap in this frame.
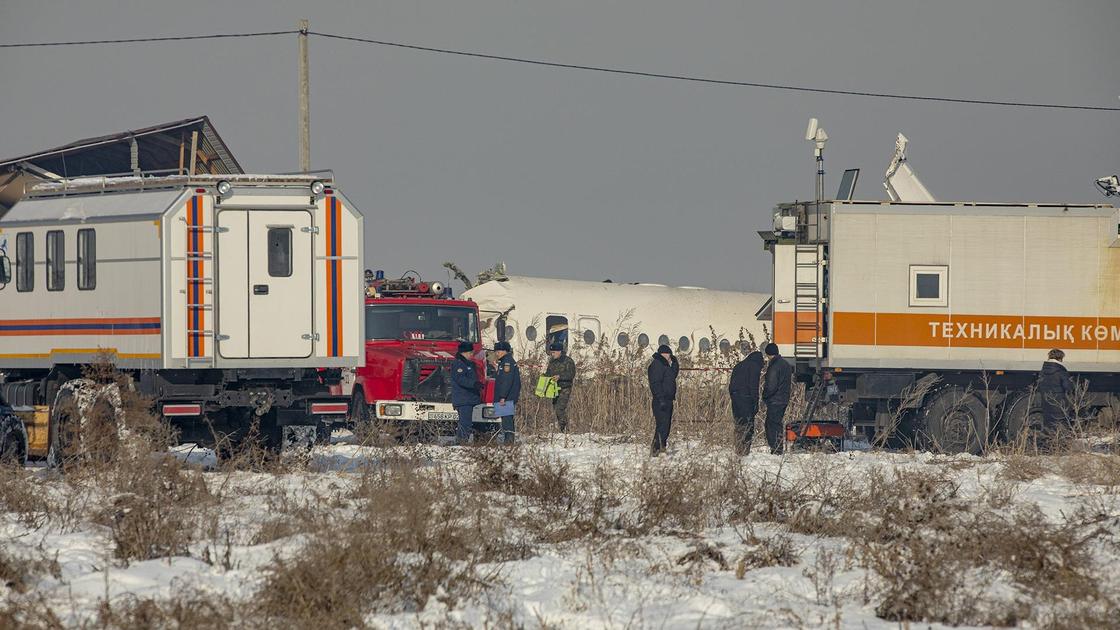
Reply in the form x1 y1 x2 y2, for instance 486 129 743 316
281 425 316 452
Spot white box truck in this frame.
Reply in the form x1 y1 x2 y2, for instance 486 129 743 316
0 173 363 462
764 198 1120 453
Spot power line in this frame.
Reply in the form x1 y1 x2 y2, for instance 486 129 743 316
0 30 298 48
310 31 1120 113
1 28 1116 113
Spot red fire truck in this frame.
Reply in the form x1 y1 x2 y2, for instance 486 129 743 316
337 271 498 437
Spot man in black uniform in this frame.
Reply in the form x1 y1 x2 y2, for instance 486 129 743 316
761 343 792 454
728 350 764 455
451 341 482 445
492 341 521 445
1037 348 1074 446
648 344 680 456
544 342 577 432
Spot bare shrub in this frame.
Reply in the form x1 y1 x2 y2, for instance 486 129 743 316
255 459 520 627
735 534 799 578
93 592 242 630
94 455 215 563
0 466 49 528
0 547 59 595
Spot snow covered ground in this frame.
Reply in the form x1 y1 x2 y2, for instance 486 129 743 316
2 434 1118 628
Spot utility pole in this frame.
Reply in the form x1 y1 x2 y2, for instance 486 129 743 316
298 19 311 173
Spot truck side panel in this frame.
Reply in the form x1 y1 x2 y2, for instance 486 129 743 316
0 206 166 370
827 204 1120 372
314 192 363 363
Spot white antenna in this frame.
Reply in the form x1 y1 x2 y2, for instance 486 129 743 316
883 133 936 202
805 118 829 203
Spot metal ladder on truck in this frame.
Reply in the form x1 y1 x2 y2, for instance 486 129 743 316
793 243 822 363
185 217 219 368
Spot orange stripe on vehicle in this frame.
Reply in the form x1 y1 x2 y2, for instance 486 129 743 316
828 311 1120 350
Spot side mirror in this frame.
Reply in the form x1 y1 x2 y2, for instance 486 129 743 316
0 256 11 287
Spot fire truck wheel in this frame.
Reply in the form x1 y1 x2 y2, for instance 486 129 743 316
916 386 990 455
1003 390 1044 447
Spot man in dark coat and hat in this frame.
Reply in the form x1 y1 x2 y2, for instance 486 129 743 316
451 341 482 444
648 344 680 456
761 343 792 454
544 342 577 431
492 341 521 445
1037 348 1075 445
729 350 764 455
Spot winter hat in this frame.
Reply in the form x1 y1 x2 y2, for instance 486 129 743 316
1047 348 1065 361
764 343 780 357
548 342 564 352
494 341 512 352
458 341 474 354
657 344 672 354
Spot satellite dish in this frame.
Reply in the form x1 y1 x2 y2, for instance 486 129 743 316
805 118 819 142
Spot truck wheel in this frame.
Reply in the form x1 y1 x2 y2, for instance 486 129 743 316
916 386 990 455
1003 390 1044 448
0 413 28 467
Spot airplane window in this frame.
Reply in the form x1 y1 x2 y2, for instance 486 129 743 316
658 335 670 348
637 333 649 348
617 332 629 347
699 338 711 353
719 339 731 353
678 336 690 353
525 326 537 341
583 329 596 346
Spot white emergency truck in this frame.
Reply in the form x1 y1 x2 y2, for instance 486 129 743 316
765 197 1119 453
0 173 363 461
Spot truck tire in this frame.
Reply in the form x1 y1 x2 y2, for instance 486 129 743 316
46 379 134 468
1003 390 1043 448
0 412 28 467
916 386 990 455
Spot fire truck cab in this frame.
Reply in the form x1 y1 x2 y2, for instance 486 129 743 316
340 271 498 435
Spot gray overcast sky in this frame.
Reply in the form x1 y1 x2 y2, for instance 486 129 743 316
1 1 1117 292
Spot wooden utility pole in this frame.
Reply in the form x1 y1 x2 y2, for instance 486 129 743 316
298 19 311 173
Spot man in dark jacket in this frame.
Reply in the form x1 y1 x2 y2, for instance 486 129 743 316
729 350 764 455
1037 348 1075 444
544 343 577 431
451 341 482 444
648 344 680 456
492 341 521 445
761 343 792 454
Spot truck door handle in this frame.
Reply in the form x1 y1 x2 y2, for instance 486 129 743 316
253 284 269 295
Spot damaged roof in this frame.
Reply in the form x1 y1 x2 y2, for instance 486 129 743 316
0 116 242 209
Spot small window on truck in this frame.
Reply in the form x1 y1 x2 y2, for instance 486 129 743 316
46 230 64 291
16 232 33 292
77 229 96 290
909 265 948 307
267 228 292 278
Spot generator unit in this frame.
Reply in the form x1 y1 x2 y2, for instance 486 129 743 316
0 173 364 459
764 198 1120 453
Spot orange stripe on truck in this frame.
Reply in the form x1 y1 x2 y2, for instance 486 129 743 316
829 312 1120 350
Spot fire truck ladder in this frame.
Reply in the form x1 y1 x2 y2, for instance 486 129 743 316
185 221 221 367
793 244 822 362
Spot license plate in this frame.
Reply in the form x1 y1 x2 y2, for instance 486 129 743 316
427 412 458 421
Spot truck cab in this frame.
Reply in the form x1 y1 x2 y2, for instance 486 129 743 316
341 272 497 435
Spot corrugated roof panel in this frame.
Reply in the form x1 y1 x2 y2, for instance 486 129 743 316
0 189 184 224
